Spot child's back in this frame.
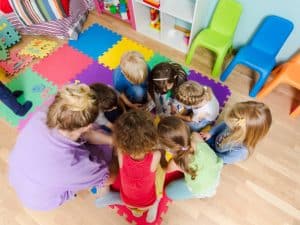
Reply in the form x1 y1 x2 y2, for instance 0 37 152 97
119 152 157 207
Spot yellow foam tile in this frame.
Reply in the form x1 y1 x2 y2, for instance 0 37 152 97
98 37 154 69
0 68 9 83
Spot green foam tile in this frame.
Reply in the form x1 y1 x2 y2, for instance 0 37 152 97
0 68 57 126
147 53 190 74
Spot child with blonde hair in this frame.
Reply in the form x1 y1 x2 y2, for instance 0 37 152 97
200 101 272 164
96 110 162 223
149 62 187 115
113 51 150 109
157 116 223 200
9 83 113 210
173 80 219 131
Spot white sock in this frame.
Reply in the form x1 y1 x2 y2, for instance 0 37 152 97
146 198 161 223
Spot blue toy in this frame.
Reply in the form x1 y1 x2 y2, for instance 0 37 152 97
220 15 294 97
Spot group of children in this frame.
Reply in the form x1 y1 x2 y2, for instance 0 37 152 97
83 51 272 222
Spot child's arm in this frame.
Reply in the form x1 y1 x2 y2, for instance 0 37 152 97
82 129 112 145
166 159 183 173
150 151 162 172
200 122 227 140
120 93 143 109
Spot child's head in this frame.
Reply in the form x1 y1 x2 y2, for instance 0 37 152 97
223 101 272 152
90 83 118 112
175 80 212 107
149 62 187 95
113 110 158 156
120 51 148 84
157 116 196 179
47 83 99 131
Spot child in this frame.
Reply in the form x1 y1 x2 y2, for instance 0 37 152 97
173 80 219 131
157 116 223 200
200 101 272 164
149 62 187 115
95 110 162 223
90 83 124 130
113 51 149 109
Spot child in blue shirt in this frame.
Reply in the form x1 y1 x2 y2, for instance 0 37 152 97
200 101 272 164
113 51 149 109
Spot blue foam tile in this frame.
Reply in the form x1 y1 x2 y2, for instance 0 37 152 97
69 23 122 60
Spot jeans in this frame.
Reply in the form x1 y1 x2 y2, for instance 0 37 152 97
166 178 218 200
187 119 211 132
125 85 147 104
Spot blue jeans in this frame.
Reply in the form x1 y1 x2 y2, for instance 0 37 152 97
187 119 211 132
166 178 218 200
125 85 147 104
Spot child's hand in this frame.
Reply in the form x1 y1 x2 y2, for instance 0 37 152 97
130 103 143 109
199 132 211 141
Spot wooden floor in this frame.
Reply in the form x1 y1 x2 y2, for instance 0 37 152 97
0 11 299 225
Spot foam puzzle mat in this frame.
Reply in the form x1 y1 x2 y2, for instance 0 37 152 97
0 23 231 224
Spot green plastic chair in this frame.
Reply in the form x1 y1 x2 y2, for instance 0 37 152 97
186 0 242 77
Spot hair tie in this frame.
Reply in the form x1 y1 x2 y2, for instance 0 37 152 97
152 77 169 81
181 146 189 151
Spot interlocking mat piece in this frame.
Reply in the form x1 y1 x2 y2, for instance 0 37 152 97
0 41 8 60
99 37 154 70
188 70 231 110
32 44 93 86
69 23 122 60
71 61 113 85
147 53 190 74
110 194 170 225
20 39 58 58
0 69 57 127
0 17 21 48
0 49 34 75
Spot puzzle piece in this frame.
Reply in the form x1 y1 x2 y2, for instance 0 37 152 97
20 39 57 58
99 37 154 70
147 53 190 74
0 49 33 75
0 67 9 83
0 68 57 127
0 17 21 48
0 41 8 60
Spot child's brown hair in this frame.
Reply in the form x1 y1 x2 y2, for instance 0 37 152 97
47 83 99 131
120 51 148 84
157 116 197 179
175 80 212 106
149 62 187 98
90 83 118 111
222 101 272 154
113 110 158 156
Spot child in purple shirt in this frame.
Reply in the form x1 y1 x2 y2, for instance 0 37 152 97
9 83 113 210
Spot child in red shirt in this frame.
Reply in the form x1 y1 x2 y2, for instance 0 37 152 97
96 110 161 223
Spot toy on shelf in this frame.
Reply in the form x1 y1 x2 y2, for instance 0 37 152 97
174 18 191 45
143 0 160 8
0 68 32 116
150 8 160 30
99 0 129 21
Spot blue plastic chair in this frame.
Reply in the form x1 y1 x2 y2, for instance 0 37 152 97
220 15 294 97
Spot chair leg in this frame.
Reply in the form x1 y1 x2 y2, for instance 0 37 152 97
290 104 300 118
249 73 269 97
220 58 238 82
185 41 199 65
256 73 283 99
211 53 226 78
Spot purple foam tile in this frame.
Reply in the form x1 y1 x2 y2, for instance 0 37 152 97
188 70 231 108
71 61 113 85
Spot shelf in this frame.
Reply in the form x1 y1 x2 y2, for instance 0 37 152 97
135 0 159 10
133 2 160 40
161 13 189 52
161 0 195 23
